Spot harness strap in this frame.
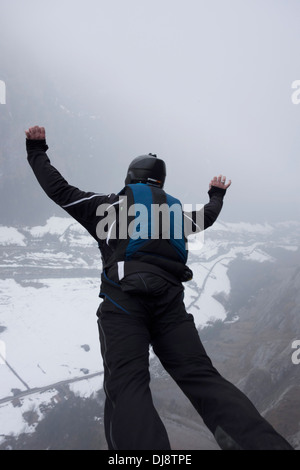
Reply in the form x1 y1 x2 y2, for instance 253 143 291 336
107 258 193 284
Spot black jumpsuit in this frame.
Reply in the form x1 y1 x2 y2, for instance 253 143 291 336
27 139 293 450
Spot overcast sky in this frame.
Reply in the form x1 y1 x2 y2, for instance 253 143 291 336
1 0 300 223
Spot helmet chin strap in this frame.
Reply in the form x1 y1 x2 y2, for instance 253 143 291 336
146 177 163 187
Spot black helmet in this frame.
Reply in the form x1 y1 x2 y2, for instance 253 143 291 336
125 153 166 188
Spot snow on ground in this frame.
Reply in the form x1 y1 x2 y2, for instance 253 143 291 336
26 216 75 238
0 389 58 444
186 258 231 326
59 225 95 247
24 215 95 247
69 374 104 398
0 360 27 397
0 373 105 446
185 241 274 326
213 221 274 234
0 227 26 246
0 216 299 443
0 278 103 392
0 273 104 444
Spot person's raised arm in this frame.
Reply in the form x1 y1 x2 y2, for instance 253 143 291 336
26 125 96 207
184 175 231 236
25 126 110 239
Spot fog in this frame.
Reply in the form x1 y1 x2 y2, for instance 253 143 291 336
1 0 300 223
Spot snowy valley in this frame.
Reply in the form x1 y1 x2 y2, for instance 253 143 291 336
0 217 299 449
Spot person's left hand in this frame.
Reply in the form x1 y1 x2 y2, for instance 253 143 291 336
209 175 232 190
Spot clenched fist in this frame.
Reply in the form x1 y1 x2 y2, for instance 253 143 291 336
25 126 46 140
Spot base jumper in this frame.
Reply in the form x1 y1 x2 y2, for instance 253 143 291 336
25 125 293 450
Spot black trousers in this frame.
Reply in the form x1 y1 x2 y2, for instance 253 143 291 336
97 276 293 450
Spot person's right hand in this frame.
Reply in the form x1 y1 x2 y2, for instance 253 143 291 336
25 126 46 140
